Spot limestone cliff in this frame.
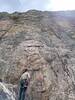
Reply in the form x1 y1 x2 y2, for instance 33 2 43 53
0 10 75 100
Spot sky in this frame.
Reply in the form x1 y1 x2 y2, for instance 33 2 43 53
0 0 75 13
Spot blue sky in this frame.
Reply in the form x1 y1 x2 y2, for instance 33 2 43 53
0 0 75 13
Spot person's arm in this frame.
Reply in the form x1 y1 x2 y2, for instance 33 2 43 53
27 73 31 84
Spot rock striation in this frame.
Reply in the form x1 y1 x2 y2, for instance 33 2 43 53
0 82 16 100
0 10 75 100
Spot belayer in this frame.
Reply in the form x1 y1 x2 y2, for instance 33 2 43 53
18 69 30 100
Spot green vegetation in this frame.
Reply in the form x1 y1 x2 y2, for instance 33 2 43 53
9 12 21 22
0 12 9 19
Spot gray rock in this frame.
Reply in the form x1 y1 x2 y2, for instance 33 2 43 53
0 82 16 100
0 10 75 100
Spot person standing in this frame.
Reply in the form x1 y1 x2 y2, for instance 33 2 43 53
18 69 30 100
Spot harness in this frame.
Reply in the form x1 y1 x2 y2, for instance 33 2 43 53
20 79 28 88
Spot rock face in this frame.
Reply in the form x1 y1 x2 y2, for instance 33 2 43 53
0 10 75 100
0 82 16 100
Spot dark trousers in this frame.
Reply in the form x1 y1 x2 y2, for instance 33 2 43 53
19 86 27 100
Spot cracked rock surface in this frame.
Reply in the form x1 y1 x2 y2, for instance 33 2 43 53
0 10 75 100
